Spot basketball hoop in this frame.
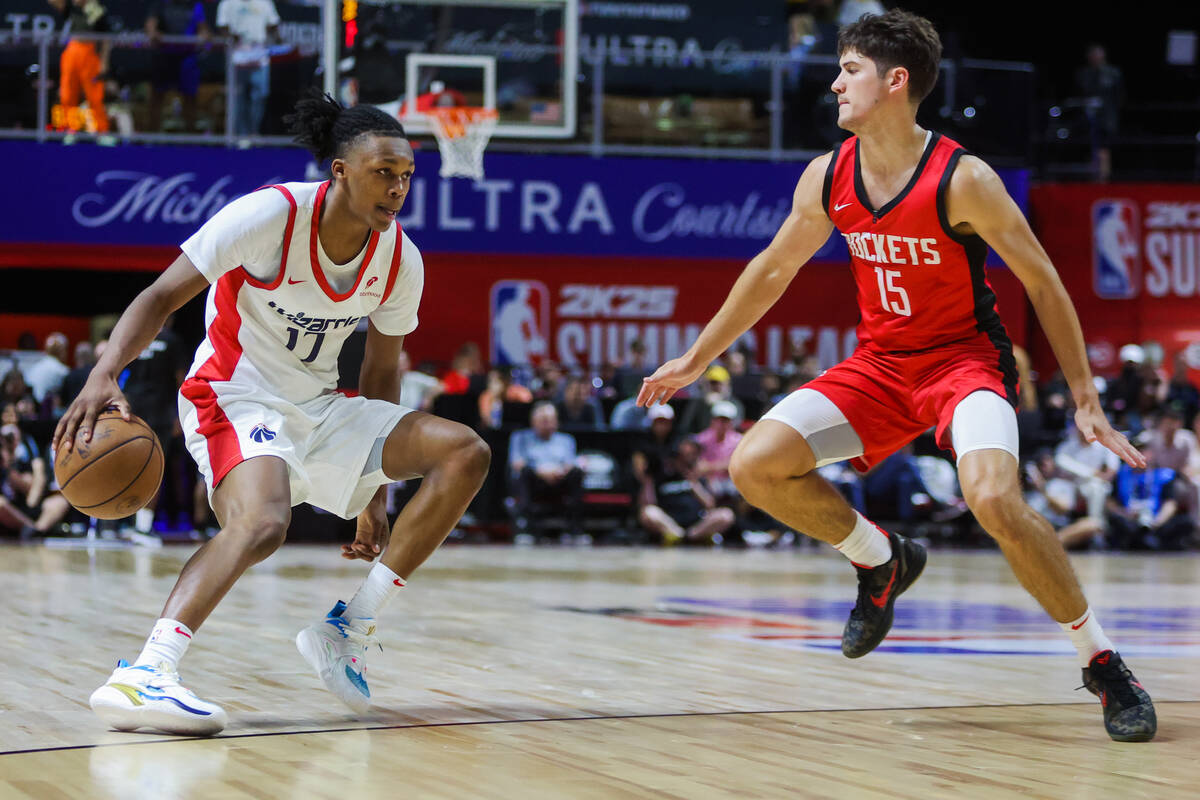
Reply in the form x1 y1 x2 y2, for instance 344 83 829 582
427 107 498 181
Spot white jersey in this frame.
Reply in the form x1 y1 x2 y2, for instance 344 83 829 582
180 180 423 406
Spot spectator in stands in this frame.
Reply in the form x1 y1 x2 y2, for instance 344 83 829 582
533 361 567 403
862 444 937 524
678 365 745 435
216 0 280 137
614 340 653 399
0 409 70 538
1106 440 1195 550
1 367 31 409
22 332 70 411
556 374 605 432
634 409 735 546
439 342 483 395
1106 344 1146 431
1055 422 1119 523
145 1 210 132
1076 43 1123 182
61 339 101 406
47 0 112 134
609 394 650 431
1165 351 1199 429
508 402 583 538
478 366 532 429
397 350 440 412
695 400 743 501
119 321 189 543
726 350 765 418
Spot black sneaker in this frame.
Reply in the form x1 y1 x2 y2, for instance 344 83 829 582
1081 650 1157 742
841 532 926 658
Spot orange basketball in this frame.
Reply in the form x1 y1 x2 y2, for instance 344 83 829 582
54 408 164 520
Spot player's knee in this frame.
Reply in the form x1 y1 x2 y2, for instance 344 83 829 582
729 442 779 503
454 432 492 481
962 484 1017 535
228 507 291 560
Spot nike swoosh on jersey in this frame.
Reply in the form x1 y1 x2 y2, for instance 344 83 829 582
834 202 853 211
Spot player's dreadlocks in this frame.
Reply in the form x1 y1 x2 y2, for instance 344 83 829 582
285 91 407 162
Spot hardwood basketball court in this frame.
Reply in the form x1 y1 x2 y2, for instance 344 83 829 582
1 543 1196 798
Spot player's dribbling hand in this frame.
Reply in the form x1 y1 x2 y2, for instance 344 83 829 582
637 356 707 407
344 500 390 561
53 372 130 455
1075 404 1145 469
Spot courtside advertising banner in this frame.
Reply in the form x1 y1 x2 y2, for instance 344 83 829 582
1030 184 1200 379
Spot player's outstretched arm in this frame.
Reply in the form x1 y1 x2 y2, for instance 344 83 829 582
637 154 835 407
946 156 1145 468
54 253 209 454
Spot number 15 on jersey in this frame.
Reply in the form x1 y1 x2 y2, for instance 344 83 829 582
874 267 912 317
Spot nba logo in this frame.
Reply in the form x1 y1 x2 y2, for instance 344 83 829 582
489 280 550 366
249 423 276 443
1092 199 1140 299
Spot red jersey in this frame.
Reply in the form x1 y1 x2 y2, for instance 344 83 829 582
823 132 1013 359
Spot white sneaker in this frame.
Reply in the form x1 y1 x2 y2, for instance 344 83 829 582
90 660 227 735
296 601 379 713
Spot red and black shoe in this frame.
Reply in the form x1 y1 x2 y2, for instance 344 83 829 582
841 532 926 658
1081 650 1157 742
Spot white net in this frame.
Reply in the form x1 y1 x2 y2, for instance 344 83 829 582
428 108 499 181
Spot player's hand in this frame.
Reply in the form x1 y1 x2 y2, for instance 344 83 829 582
54 372 130 455
344 499 390 561
637 355 707 407
1075 403 1145 469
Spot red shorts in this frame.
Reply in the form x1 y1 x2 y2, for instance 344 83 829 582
805 335 1018 471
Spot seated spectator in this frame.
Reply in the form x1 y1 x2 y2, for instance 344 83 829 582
439 342 483 395
1055 422 1119 522
22 332 70 411
1 366 31 408
633 407 734 545
0 417 70 538
1165 351 1198 428
1024 449 1103 549
532 361 567 403
61 339 97 405
695 400 743 501
862 444 938 523
508 402 583 538
1145 404 1199 476
678 365 745 435
609 395 650 431
478 366 533 429
398 349 440 412
614 339 652 399
556 374 605 432
1105 442 1196 550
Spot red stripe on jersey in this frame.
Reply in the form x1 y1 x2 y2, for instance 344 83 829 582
180 271 247 489
244 185 297 290
309 180 380 302
380 222 405 304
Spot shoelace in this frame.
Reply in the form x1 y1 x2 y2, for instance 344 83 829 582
1078 662 1141 708
329 618 382 651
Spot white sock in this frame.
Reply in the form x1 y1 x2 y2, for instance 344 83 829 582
133 618 193 670
1060 607 1115 667
135 508 155 534
343 563 406 621
832 512 893 568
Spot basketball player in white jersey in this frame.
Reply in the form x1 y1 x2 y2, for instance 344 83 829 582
55 94 492 736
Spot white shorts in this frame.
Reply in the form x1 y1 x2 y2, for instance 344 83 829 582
761 388 1018 467
180 385 414 519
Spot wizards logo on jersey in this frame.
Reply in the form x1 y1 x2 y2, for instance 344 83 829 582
489 280 550 367
1092 199 1140 299
249 424 277 443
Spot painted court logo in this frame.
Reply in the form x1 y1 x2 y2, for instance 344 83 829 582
249 424 277 443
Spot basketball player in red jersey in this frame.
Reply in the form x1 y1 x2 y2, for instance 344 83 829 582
638 10 1155 742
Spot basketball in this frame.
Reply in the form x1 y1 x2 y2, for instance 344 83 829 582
54 408 164 520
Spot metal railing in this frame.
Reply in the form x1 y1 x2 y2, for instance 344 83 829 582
0 30 1036 163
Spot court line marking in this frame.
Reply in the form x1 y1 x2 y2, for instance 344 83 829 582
3 700 1195 756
